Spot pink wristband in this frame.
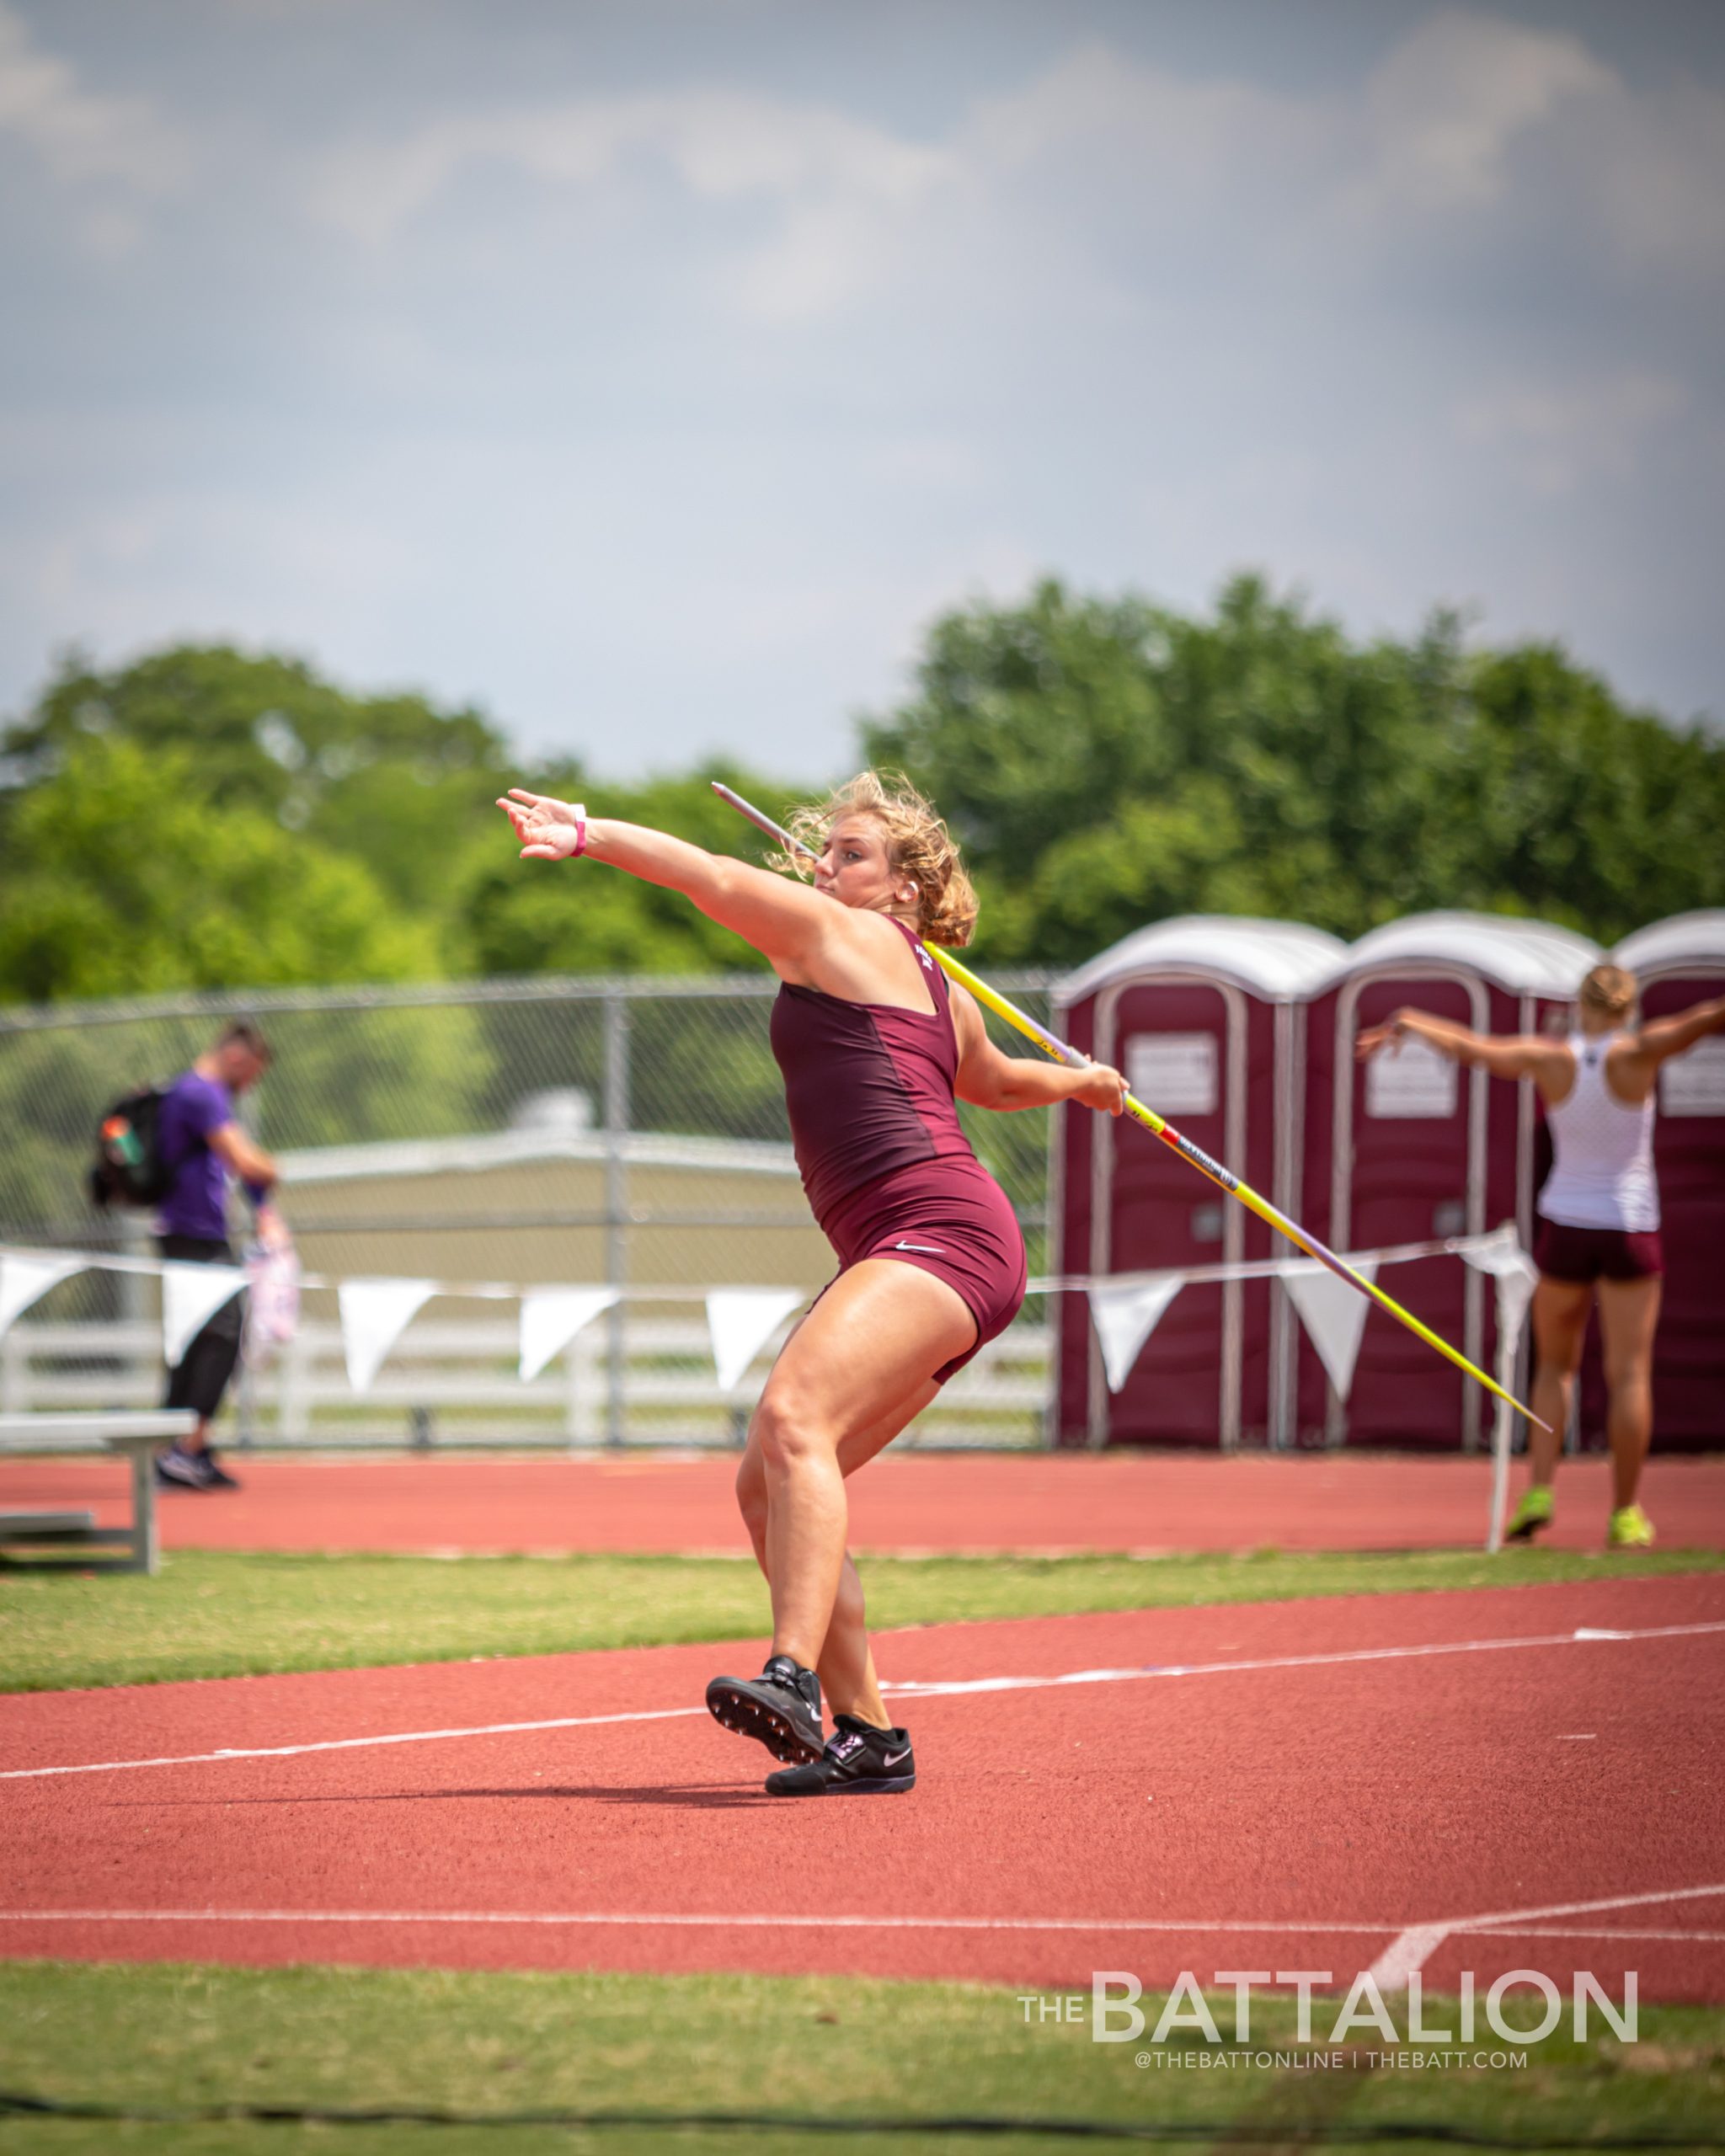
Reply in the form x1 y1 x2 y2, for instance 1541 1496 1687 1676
571 804 588 859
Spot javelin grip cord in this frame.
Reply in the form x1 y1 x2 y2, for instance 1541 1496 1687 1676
711 782 1546 1431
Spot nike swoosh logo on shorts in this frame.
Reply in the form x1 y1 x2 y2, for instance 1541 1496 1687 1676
893 1241 945 1255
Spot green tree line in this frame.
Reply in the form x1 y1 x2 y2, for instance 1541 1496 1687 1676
2 577 1720 1008
864 575 1725 965
0 644 793 1002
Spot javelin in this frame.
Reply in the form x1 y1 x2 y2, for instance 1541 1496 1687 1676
713 781 1546 1431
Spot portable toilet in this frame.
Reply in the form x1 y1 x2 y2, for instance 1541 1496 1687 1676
1606 912 1725 1449
1300 913 1601 1449
1051 917 1346 1449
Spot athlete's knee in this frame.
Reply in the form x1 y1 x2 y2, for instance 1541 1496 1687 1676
1603 1353 1650 1398
753 1390 836 1475
1534 1327 1586 1376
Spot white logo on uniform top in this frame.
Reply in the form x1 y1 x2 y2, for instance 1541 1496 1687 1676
894 1241 945 1255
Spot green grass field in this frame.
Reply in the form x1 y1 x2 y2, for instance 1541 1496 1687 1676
2 1961 1722 2154
3 1545 1721 1694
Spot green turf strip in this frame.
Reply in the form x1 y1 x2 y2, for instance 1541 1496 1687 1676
0 1961 1721 2154
2 1546 1721 1694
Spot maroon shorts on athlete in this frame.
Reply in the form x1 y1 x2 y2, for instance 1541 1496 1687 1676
1535 1219 1664 1283
818 1155 1028 1384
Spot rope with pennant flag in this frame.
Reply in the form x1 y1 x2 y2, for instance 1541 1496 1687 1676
0 1225 1535 1410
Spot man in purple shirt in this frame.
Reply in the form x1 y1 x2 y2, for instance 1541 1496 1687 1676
155 1021 285 1490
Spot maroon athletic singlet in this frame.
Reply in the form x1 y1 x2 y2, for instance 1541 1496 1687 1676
771 918 1028 1382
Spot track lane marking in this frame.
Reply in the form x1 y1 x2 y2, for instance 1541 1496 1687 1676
0 1704 706 1781
1369 1881 1725 1988
0 1910 1407 1935
885 1620 1725 1698
3 1618 1721 1784
0 1907 1719 1949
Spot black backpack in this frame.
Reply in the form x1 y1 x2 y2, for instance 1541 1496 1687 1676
90 1084 172 1209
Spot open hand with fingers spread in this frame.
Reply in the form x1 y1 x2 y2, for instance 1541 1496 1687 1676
496 788 587 861
1355 1012 1411 1061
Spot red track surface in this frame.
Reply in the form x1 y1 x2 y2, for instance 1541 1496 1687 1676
6 1450 1725 1555
4 1576 1722 2002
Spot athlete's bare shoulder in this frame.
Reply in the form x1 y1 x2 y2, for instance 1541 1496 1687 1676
1602 1031 1659 1107
774 905 938 1014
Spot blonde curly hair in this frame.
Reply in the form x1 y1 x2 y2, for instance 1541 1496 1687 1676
772 770 979 948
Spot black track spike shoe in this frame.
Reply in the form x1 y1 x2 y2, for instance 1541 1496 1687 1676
765 1714 916 1797
705 1654 824 1764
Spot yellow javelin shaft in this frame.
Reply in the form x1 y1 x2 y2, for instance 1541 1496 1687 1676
711 782 1546 1432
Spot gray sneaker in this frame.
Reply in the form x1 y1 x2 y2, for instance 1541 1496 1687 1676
155 1444 212 1490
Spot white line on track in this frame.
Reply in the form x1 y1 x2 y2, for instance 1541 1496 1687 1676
0 1905 1720 1948
883 1620 1725 1698
0 1704 706 1782
3 1617 1721 1785
0 1910 1410 1935
1367 1883 1725 1988
1475 1940 1725 1957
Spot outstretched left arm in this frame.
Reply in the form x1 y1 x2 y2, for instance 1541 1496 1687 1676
950 985 1125 1114
496 788 832 969
1629 995 1725 1065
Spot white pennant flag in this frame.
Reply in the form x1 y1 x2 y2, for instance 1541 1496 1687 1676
519 1286 620 1382
1462 1226 1541 1346
162 1262 248 1369
707 1289 802 1393
1087 1275 1183 1394
0 1251 85 1337
1285 1257 1379 1402
339 1278 436 1394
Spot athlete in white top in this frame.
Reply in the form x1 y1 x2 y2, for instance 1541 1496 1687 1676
1358 963 1725 1548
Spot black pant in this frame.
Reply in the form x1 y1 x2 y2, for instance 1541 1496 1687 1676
158 1236 245 1423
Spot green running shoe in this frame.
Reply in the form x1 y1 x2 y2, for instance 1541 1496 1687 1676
1504 1485 1554 1541
1607 1504 1655 1549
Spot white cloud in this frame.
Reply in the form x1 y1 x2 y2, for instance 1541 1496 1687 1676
312 85 951 247
1581 76 1725 280
1454 370 1688 494
964 36 1323 196
0 0 185 190
1363 8 1612 211
302 12 1725 336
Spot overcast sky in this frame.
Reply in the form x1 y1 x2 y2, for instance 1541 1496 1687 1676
3 0 1721 778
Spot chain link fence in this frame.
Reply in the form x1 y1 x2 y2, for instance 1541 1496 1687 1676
0 971 1059 1449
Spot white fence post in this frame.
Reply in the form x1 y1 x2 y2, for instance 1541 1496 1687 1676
603 990 630 1449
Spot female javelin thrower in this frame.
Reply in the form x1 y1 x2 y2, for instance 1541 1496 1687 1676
497 774 1125 1795
1358 963 1725 1549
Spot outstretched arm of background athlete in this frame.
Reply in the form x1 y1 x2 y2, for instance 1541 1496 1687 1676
1356 1008 1572 1094
497 789 836 969
950 985 1126 1115
1623 995 1725 1070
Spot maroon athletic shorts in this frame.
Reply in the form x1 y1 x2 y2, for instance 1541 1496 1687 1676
1535 1219 1664 1283
816 1155 1028 1384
